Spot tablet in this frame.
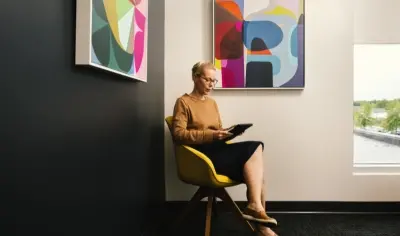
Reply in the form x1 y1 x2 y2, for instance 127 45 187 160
228 123 253 136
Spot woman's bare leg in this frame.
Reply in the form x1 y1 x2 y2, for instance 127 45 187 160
257 227 277 236
261 179 266 209
258 181 278 235
246 179 265 209
243 144 264 211
245 149 278 236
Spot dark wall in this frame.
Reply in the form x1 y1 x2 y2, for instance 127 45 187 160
0 1 165 235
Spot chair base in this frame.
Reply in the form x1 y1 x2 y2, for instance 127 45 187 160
170 186 255 236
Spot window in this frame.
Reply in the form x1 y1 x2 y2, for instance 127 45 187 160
353 44 400 167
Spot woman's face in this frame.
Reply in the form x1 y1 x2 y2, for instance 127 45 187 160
194 68 217 96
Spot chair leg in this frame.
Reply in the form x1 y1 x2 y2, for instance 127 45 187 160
215 188 255 233
170 187 211 233
204 195 214 236
212 196 218 217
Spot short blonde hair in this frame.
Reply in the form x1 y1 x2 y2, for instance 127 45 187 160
191 61 215 79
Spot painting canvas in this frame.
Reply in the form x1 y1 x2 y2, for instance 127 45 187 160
213 0 305 89
75 0 148 82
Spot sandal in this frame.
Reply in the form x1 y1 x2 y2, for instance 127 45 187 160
242 207 278 226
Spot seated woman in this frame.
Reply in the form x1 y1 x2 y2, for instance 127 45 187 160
171 61 278 236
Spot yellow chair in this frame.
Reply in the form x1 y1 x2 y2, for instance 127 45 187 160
165 116 255 236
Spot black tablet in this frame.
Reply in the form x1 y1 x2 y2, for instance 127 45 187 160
228 123 253 136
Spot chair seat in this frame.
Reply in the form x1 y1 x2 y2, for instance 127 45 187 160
176 145 240 188
214 174 236 186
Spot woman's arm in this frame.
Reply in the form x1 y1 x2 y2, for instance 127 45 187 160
172 98 215 145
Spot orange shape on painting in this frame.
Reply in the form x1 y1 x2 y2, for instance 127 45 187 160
217 1 243 21
247 49 271 55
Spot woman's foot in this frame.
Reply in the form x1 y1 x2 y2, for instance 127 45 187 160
257 227 278 236
242 204 277 225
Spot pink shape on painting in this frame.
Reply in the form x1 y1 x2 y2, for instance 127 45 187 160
221 59 228 67
133 7 146 72
221 67 236 88
235 21 242 32
134 7 146 30
134 31 144 72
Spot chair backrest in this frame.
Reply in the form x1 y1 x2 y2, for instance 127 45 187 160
165 116 173 130
165 115 207 185
165 116 174 139
165 116 187 179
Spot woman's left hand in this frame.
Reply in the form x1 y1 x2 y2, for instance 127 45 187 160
223 126 234 132
222 126 244 136
222 127 244 136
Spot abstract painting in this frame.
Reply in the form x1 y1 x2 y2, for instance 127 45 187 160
213 0 305 89
75 0 148 82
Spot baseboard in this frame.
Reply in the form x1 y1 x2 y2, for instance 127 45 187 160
165 201 400 213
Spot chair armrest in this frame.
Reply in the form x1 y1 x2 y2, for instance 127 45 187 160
182 145 219 173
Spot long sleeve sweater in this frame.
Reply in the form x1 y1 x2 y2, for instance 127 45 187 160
172 93 222 145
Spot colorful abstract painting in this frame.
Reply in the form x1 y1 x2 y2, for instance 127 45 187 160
75 0 148 81
213 0 304 89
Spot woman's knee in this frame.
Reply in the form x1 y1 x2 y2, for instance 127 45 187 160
255 144 263 157
257 141 264 150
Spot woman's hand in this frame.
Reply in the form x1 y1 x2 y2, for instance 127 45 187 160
223 126 234 132
213 130 233 140
223 126 244 136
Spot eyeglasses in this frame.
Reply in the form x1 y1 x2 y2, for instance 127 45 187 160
201 76 218 85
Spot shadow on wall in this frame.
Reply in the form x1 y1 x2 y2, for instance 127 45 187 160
73 65 142 84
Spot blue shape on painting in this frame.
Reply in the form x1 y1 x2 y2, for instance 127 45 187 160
128 55 135 74
233 0 244 14
90 44 101 65
243 20 283 50
247 55 281 75
290 26 298 58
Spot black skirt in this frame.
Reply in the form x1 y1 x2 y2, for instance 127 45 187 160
190 141 264 183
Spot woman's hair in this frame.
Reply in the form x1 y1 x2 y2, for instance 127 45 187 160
191 61 215 79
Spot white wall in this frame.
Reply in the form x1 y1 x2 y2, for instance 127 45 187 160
354 0 400 44
164 0 400 201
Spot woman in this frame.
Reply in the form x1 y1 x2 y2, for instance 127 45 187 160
172 61 278 236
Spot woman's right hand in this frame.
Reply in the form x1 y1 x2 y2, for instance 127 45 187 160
213 130 233 140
